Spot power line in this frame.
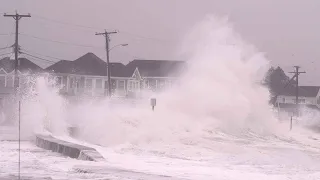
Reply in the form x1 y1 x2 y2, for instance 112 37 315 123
0 46 12 50
21 52 58 64
119 30 174 43
20 48 69 61
23 55 55 65
19 53 54 65
5 24 15 49
0 33 14 36
32 14 104 31
20 55 53 66
0 52 12 57
19 33 103 49
32 14 173 44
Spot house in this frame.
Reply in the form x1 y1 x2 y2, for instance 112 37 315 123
275 86 320 115
46 53 187 97
0 57 43 97
125 59 186 92
0 57 43 124
276 86 320 105
46 52 140 97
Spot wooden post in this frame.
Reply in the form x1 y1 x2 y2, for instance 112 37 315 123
290 116 293 131
151 98 156 111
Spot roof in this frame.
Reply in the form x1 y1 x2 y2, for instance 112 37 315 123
280 86 320 97
126 59 186 77
46 53 129 77
46 54 187 78
46 53 108 76
0 57 43 73
299 86 320 97
109 62 129 77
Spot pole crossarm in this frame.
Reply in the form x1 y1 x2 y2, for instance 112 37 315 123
288 66 306 117
4 12 31 180
95 30 118 97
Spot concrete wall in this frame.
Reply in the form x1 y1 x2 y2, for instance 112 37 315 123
35 134 104 162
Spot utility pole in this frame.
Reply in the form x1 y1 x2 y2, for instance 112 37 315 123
4 12 31 91
95 30 117 97
4 12 31 180
289 66 306 117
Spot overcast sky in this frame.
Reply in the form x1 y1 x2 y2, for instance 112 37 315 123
0 0 319 85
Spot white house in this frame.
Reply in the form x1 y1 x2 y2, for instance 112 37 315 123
46 54 187 98
0 57 43 97
0 57 43 125
125 59 186 92
276 86 320 106
46 53 141 97
275 86 320 117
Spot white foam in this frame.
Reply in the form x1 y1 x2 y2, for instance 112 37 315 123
8 16 320 178
15 15 281 148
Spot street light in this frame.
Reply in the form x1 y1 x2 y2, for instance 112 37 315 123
107 43 128 97
109 43 128 52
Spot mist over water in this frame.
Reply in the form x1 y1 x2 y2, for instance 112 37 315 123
17 15 303 156
18 76 69 139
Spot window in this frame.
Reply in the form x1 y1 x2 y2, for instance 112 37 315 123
15 77 20 87
293 99 305 104
0 98 3 109
128 81 139 91
128 81 133 91
282 98 285 103
104 81 108 89
85 78 93 89
158 79 165 89
6 76 13 87
69 77 74 88
95 79 102 88
118 80 125 90
165 80 171 87
144 80 149 88
56 77 62 86
149 79 156 90
0 76 5 87
62 76 67 87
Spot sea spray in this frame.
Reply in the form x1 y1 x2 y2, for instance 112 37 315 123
17 15 282 156
19 74 69 138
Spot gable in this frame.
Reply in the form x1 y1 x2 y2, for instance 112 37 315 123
126 59 186 78
6 70 23 75
315 87 320 98
46 53 110 76
132 68 141 80
0 57 43 74
0 68 7 75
